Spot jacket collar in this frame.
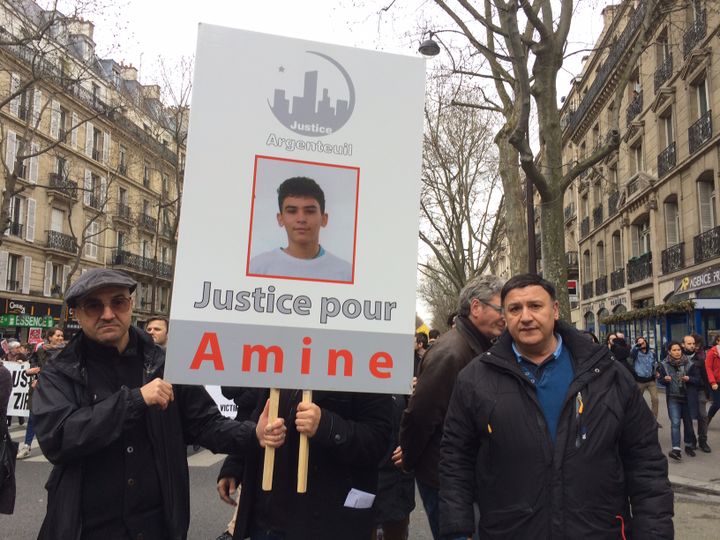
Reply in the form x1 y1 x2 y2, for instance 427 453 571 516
52 325 165 384
455 315 494 355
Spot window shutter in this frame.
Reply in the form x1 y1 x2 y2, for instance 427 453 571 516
135 282 143 309
25 198 36 242
85 122 93 156
50 100 60 139
5 130 17 172
62 265 70 292
29 142 39 184
0 251 8 291
32 88 41 125
100 176 107 208
71 112 79 147
665 204 679 246
22 256 31 294
43 260 52 296
699 182 714 233
84 169 92 205
103 131 110 163
9 73 20 116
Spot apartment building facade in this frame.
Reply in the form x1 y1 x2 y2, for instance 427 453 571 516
560 0 719 351
0 2 183 340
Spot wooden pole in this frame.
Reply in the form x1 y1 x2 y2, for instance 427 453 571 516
297 389 312 493
261 388 280 491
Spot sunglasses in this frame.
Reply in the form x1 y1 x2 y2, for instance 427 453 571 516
77 296 132 318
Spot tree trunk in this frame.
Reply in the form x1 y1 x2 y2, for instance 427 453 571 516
539 191 569 320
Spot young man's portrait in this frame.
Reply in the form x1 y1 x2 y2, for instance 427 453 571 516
247 157 358 283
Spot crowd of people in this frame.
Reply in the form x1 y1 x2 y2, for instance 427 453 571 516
1 268 717 538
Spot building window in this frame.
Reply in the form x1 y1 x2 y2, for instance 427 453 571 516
85 220 99 259
143 163 151 187
119 145 127 175
664 198 680 246
117 230 125 251
7 254 22 291
583 250 592 281
612 231 623 269
8 196 24 236
631 216 651 256
698 178 717 232
630 141 644 175
660 109 674 148
596 242 606 276
696 79 709 118
50 208 64 233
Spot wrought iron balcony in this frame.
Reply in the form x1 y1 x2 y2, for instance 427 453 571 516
580 217 590 238
689 110 712 155
661 242 684 274
566 251 579 271
694 225 720 264
607 191 620 218
116 203 132 222
564 203 576 222
595 275 608 296
626 90 643 126
7 221 23 237
611 268 625 290
683 10 706 59
657 141 676 178
118 163 128 176
46 230 78 254
48 173 78 199
138 213 157 231
592 204 604 229
157 262 173 278
112 249 156 274
627 252 653 284
654 54 673 92
582 281 594 300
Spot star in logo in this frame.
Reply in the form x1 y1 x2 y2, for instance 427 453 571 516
278 66 285 73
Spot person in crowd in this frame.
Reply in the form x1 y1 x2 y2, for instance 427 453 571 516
396 275 505 540
439 273 673 539
145 316 169 349
684 335 712 453
579 330 599 343
17 327 65 460
413 332 429 375
217 388 392 540
428 329 440 345
0 358 15 514
611 332 631 369
705 334 720 425
32 269 286 540
658 341 699 460
629 336 659 421
606 332 617 349
4 341 26 428
446 311 457 329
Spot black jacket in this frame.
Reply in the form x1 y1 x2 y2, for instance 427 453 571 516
32 327 257 540
440 321 673 539
400 316 492 488
220 389 392 540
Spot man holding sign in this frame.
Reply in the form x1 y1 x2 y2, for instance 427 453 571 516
32 269 287 540
217 389 392 540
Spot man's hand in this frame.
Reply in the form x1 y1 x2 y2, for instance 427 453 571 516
217 477 238 506
296 401 321 438
256 399 286 448
26 367 40 375
664 375 672 382
682 375 690 382
140 378 174 410
391 445 403 469
712 384 718 391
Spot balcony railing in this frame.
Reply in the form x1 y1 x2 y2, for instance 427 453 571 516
626 90 643 125
694 225 720 263
564 0 647 135
608 191 620 218
595 275 608 296
657 141 677 178
112 249 173 278
138 213 157 231
116 203 132 221
5 279 20 292
7 221 23 237
118 163 127 176
92 148 101 161
611 268 625 290
157 262 173 278
582 281 594 300
564 203 576 222
661 242 685 274
627 252 653 284
683 10 706 59
592 204 604 229
580 217 590 238
689 110 712 155
46 230 78 254
48 173 78 199
654 53 673 92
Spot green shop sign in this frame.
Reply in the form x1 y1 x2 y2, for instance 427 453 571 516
0 314 55 328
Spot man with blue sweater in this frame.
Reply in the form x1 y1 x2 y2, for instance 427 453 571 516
439 274 672 540
630 336 659 420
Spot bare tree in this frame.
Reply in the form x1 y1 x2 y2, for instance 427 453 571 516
418 79 504 321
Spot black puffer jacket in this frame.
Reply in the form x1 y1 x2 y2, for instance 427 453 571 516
32 327 257 540
440 321 673 539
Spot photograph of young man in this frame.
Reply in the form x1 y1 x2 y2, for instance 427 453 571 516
249 176 353 282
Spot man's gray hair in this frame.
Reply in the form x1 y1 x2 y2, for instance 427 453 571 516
457 275 505 317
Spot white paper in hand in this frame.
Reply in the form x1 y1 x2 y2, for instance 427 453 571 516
343 488 376 509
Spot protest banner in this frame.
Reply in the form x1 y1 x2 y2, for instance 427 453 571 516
165 26 425 492
4 362 30 417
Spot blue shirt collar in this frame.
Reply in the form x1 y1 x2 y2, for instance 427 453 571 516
512 333 563 364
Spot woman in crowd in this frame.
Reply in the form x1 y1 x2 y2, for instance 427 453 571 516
705 334 720 424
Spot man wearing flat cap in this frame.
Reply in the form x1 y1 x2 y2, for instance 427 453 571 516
32 268 287 540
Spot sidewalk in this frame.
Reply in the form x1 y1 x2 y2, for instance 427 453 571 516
651 387 720 496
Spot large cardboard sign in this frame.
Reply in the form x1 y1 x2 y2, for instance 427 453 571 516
165 26 425 394
4 361 30 417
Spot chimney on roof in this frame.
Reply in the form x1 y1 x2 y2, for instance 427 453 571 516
141 85 161 100
121 65 138 81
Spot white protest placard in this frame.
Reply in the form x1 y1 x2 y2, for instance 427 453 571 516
165 26 425 395
4 361 30 417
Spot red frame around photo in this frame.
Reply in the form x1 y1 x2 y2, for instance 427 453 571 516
246 154 360 284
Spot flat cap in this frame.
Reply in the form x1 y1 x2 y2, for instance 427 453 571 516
65 268 137 307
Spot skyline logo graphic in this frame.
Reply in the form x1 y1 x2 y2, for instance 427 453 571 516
269 51 355 137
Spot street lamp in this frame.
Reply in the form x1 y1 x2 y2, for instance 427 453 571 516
418 33 440 57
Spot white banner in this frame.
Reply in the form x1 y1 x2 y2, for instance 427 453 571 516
4 361 30 417
165 26 425 394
